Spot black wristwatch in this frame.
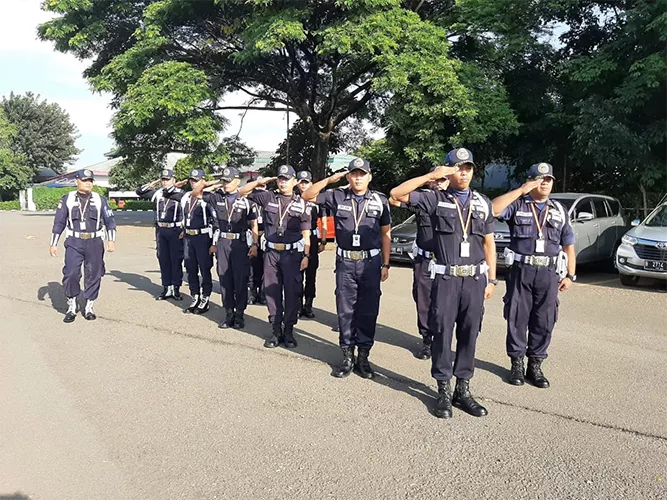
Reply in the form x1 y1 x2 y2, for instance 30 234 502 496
566 273 577 282
489 278 499 286
303 253 310 259
381 264 391 269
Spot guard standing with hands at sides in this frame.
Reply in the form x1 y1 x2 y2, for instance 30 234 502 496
136 168 187 301
390 148 497 419
202 167 259 329
49 169 117 322
180 168 218 315
302 158 392 380
239 165 311 349
389 170 449 360
491 162 576 388
295 170 328 318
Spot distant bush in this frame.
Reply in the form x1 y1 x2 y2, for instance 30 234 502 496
108 200 154 211
0 200 21 210
32 186 109 210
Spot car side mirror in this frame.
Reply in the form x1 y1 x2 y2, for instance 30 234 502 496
631 219 640 227
575 212 594 222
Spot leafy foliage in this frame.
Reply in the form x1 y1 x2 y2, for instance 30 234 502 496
0 109 31 201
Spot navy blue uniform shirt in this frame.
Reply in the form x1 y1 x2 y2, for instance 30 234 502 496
408 188 494 265
203 190 257 235
248 190 310 244
179 193 218 232
136 185 185 224
501 196 575 256
402 188 436 253
317 188 391 251
51 191 117 246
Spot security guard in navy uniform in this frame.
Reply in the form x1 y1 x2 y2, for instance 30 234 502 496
248 176 267 305
303 158 392 379
492 162 576 388
240 165 311 348
295 170 328 318
136 168 186 301
202 167 260 329
180 168 218 315
391 148 497 418
390 170 448 360
49 169 117 322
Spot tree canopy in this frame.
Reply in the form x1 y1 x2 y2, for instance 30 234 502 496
0 109 31 201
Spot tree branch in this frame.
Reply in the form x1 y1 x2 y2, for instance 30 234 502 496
333 91 375 127
214 106 292 112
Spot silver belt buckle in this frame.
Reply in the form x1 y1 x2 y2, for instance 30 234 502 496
80 232 93 240
348 251 364 260
459 265 472 277
226 233 236 240
273 243 286 251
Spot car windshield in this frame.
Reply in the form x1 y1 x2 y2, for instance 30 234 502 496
550 197 575 211
644 205 667 227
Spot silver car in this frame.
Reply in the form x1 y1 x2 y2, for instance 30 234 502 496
616 202 667 286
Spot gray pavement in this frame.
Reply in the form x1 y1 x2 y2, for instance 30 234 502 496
1 211 666 500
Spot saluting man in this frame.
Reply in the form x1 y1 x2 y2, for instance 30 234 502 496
303 158 392 380
203 167 259 329
239 165 311 348
136 168 186 301
391 148 497 419
491 162 576 388
49 169 117 322
295 170 328 318
180 168 218 315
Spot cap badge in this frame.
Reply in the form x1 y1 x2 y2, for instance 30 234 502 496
538 163 550 174
353 158 364 168
456 149 469 160
191 169 198 177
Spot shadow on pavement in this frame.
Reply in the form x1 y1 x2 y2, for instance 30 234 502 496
0 493 31 500
37 281 68 313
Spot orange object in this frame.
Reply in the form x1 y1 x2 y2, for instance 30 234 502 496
119 200 126 209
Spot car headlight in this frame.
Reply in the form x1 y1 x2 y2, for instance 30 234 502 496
622 234 637 245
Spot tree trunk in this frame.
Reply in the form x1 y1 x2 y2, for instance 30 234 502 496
640 182 648 217
562 153 567 192
310 131 331 181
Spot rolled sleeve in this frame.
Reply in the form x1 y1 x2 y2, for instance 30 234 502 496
408 190 437 215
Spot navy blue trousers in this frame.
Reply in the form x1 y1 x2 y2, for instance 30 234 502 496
183 234 213 297
156 227 184 287
62 237 105 301
429 275 486 381
504 264 559 359
217 240 250 311
249 248 264 294
412 255 434 343
302 234 320 300
263 249 303 326
335 254 382 349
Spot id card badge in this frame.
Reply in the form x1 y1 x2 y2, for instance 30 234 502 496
535 238 546 253
79 221 86 231
352 234 361 247
186 217 191 227
460 240 470 258
277 226 285 237
161 211 167 220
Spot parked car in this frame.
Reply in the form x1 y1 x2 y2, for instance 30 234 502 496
616 201 667 286
389 193 627 267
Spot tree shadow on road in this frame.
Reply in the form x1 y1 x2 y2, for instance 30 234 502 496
37 281 68 313
0 493 31 500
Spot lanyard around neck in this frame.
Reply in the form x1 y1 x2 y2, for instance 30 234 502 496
453 196 473 241
530 202 549 238
277 196 295 229
350 197 367 234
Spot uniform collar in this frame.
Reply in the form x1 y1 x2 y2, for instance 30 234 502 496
344 188 371 200
524 195 554 207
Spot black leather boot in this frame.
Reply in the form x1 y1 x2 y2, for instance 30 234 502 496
259 291 267 305
283 325 297 349
248 288 258 305
526 357 550 388
332 347 355 378
302 297 315 319
264 322 283 348
416 339 432 360
233 311 245 329
354 347 375 379
433 379 452 419
184 294 200 313
508 356 525 386
84 300 97 321
219 308 235 329
172 286 183 301
63 297 77 323
192 295 210 315
452 379 488 417
156 286 172 301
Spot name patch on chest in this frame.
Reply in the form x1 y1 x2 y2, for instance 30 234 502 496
516 211 533 217
337 205 353 212
437 201 457 209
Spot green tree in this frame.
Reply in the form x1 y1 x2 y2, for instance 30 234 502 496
0 109 31 201
39 0 491 179
1 92 80 175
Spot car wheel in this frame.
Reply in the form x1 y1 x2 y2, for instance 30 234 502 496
619 274 639 287
609 242 621 271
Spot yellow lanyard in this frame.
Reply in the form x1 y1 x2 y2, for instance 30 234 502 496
187 196 199 220
530 203 549 238
453 197 473 241
350 197 367 234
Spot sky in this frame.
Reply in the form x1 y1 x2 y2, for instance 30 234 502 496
0 0 301 171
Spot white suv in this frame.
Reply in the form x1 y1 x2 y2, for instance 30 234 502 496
616 202 667 286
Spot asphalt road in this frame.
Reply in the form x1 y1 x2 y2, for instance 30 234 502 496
1 211 666 500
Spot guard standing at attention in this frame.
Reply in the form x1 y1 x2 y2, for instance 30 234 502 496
491 162 576 388
303 158 391 380
390 148 497 419
389 170 448 360
295 170 328 318
136 168 186 301
239 165 311 348
203 167 259 329
248 176 267 305
180 168 218 315
49 169 117 322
